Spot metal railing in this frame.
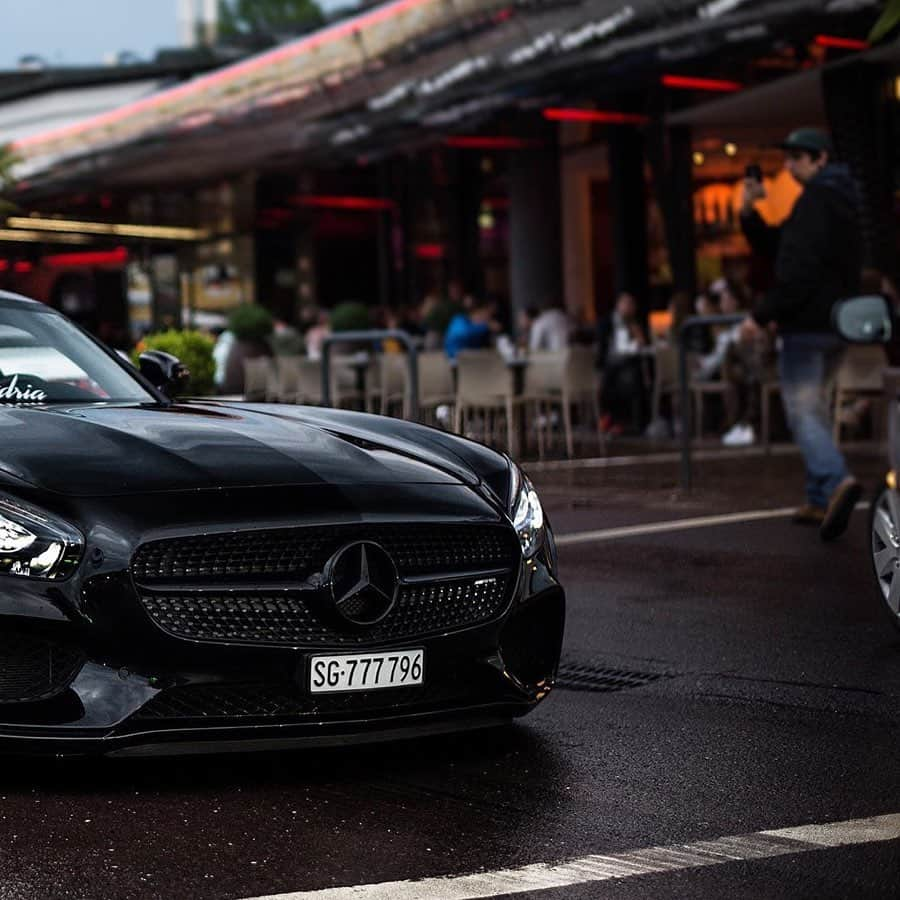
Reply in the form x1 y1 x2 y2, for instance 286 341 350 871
321 330 420 419
678 313 745 491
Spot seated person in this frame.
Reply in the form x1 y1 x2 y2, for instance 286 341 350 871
529 298 571 352
693 291 735 382
596 292 649 434
705 281 775 446
444 302 500 359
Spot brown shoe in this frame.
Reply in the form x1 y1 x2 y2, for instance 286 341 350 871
792 504 826 526
819 477 863 541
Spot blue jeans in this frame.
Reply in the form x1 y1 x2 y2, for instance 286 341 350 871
778 333 848 508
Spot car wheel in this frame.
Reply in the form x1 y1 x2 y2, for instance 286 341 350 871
870 485 900 631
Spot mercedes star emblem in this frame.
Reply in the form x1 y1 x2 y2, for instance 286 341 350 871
326 541 399 627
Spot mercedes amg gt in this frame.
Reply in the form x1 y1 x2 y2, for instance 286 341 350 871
0 291 564 755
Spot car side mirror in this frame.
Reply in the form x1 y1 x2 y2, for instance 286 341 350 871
138 350 190 399
832 295 893 344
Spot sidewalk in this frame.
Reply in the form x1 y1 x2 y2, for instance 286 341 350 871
527 443 886 530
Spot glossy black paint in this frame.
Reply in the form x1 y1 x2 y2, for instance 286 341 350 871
0 293 565 756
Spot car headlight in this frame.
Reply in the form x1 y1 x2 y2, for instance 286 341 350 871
0 495 83 580
509 465 545 559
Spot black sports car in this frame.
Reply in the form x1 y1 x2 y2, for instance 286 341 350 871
0 291 564 755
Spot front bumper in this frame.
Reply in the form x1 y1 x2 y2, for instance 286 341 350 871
0 586 565 757
0 481 565 756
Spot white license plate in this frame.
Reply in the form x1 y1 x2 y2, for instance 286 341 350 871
309 649 424 694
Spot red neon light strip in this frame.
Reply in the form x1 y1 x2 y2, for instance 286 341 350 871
14 0 434 151
13 261 33 273
415 243 445 260
661 75 742 92
814 34 868 50
0 260 8 272
543 108 649 125
291 195 395 211
44 247 129 268
444 136 541 149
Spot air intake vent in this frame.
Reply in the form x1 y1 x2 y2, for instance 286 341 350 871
0 633 84 704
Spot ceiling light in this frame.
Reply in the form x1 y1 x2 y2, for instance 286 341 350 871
814 34 868 50
289 195 395 212
415 243 445 260
0 228 92 245
693 151 705 165
6 217 207 241
445 136 541 150
43 248 129 268
543 108 649 125
662 75 742 92
724 142 738 156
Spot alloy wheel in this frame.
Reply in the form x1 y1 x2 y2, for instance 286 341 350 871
870 486 900 628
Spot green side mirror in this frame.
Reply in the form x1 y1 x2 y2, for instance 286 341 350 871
832 295 893 344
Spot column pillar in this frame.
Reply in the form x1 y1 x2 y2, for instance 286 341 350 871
648 123 697 298
509 139 562 319
608 126 649 310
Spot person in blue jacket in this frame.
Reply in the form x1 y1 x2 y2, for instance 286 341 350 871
444 302 501 359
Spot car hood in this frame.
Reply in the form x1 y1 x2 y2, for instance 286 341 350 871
0 402 476 497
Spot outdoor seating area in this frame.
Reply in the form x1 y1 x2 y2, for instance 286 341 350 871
241 344 606 460
239 334 893 462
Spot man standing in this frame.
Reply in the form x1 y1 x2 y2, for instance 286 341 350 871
739 128 862 540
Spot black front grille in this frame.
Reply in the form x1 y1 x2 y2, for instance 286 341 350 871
131 523 516 585
131 522 520 648
0 634 85 704
138 574 510 646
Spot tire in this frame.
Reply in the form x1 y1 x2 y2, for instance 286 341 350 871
869 485 900 631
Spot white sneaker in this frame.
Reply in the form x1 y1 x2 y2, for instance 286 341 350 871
722 423 755 446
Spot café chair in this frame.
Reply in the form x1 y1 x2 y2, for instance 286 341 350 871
453 350 517 454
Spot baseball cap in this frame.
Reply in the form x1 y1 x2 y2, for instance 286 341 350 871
780 127 832 155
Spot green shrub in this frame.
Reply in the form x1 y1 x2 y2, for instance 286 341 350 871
134 329 216 396
228 304 274 341
330 301 370 332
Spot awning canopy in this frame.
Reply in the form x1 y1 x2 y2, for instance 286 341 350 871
0 78 168 146
10 0 883 194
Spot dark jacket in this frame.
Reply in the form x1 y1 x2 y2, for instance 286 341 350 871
742 164 861 333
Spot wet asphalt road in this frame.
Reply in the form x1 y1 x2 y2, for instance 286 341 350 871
1 449 899 899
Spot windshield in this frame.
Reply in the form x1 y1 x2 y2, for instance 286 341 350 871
0 303 155 406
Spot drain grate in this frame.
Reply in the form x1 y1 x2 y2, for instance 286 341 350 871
555 663 670 693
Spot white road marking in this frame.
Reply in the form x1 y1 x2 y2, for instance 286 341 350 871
555 503 869 547
555 507 794 546
241 812 900 900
